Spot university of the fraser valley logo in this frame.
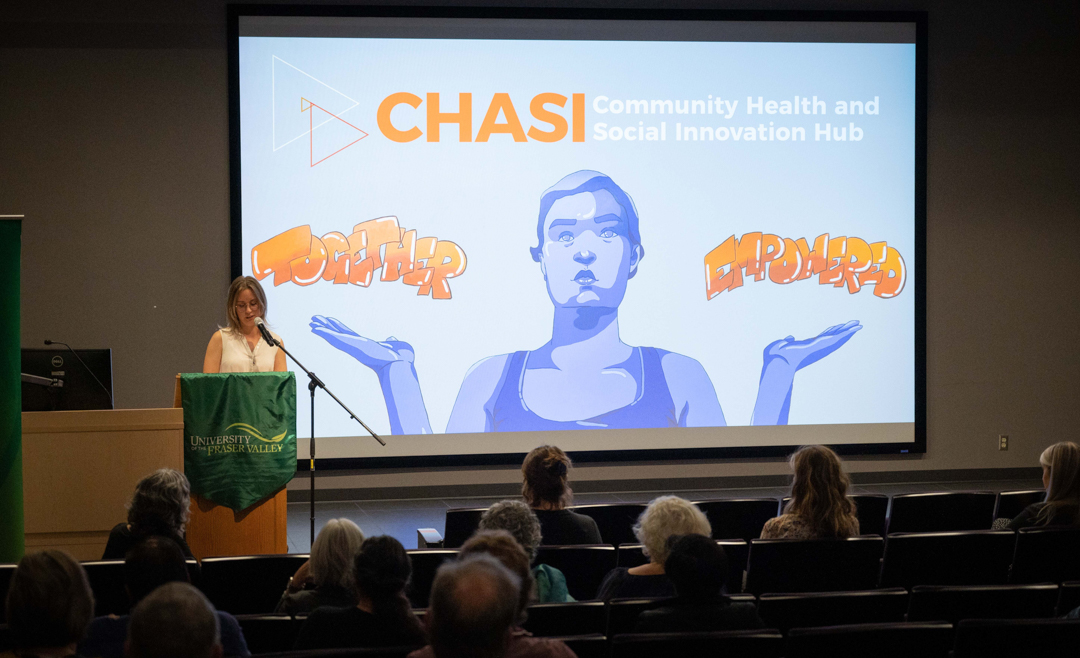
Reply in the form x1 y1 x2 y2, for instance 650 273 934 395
188 423 288 456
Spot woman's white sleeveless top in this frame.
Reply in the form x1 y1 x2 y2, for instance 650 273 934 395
218 327 281 373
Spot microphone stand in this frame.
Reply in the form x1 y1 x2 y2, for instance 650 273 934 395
258 327 385 547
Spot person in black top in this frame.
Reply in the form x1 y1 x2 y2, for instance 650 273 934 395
634 534 764 632
1009 441 1080 530
522 445 602 544
102 468 195 560
596 496 712 600
276 518 364 616
294 535 426 650
5 549 95 658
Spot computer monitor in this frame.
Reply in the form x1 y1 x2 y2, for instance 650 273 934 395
21 348 114 411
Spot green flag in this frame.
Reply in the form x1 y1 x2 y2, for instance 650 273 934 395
181 372 297 511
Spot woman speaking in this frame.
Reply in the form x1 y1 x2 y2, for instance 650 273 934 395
203 276 286 373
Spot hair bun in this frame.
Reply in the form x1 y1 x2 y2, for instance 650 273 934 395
548 461 567 477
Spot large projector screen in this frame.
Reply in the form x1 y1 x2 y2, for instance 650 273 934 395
230 8 926 465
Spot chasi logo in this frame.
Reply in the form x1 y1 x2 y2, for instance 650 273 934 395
377 93 586 143
188 423 288 455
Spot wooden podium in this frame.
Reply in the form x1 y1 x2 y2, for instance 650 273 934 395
174 376 288 558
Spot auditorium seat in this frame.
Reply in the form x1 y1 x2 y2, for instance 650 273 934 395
535 545 616 601
605 594 756 637
953 618 1080 657
745 537 884 595
0 564 15 610
80 560 129 616
885 492 996 534
442 507 485 548
405 549 459 608
570 504 647 546
1058 581 1080 616
993 489 1045 521
252 647 423 658
616 540 748 593
779 495 890 537
609 629 783 658
786 622 953 658
756 588 909 632
521 601 606 637
552 634 606 658
907 584 1059 623
879 531 1014 588
0 623 11 653
235 614 304 654
694 499 780 541
1009 526 1080 584
200 554 309 615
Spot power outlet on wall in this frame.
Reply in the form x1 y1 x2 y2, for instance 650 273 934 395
999 435 1009 451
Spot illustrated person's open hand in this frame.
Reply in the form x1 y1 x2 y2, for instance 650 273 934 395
309 315 415 370
763 320 862 372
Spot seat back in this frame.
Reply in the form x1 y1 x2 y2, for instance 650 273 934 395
1059 581 1080 616
907 584 1059 623
521 601 605 637
604 594 756 637
610 630 783 658
0 564 15 612
850 495 890 536
535 545 616 601
787 622 954 658
0 623 10 653
880 531 1015 588
405 549 459 608
953 619 1080 657
1010 526 1080 584
616 540 748 593
993 490 1045 520
80 560 129 616
886 492 996 534
235 614 304 654
201 554 310 615
570 504 646 546
745 537 884 595
694 499 780 541
757 589 909 633
442 508 485 548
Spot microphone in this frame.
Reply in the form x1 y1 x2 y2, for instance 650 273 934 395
254 318 278 347
44 339 114 408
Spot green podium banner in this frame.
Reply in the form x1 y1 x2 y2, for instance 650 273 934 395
181 372 297 511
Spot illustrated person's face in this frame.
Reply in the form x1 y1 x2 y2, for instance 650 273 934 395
234 289 263 328
539 189 641 308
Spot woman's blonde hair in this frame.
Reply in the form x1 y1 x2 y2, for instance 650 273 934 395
521 445 573 509
309 518 365 590
633 496 711 566
1037 441 1080 526
784 445 859 538
224 276 269 332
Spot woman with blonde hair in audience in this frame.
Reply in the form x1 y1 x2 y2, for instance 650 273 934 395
761 444 860 540
103 468 195 559
479 500 573 602
1008 441 1080 530
5 549 95 658
596 496 712 600
521 445 601 544
277 518 365 616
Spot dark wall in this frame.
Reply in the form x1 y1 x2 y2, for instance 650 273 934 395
2 1 1078 485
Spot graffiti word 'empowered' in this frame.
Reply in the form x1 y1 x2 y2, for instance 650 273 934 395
252 217 467 299
705 233 905 300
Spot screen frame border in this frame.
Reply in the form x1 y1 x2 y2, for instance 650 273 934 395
227 4 928 468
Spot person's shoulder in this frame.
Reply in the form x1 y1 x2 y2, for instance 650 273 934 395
761 514 805 539
406 647 435 658
508 633 578 658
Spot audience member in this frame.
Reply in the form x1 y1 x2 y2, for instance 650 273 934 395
294 535 426 650
761 445 860 539
126 582 222 658
522 445 602 545
4 549 94 658
460 530 535 623
596 496 711 600
479 500 573 602
80 537 249 658
408 555 576 658
1008 441 1080 530
103 468 195 559
634 534 764 632
276 518 364 615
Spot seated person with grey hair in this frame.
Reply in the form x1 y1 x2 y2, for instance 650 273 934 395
479 500 573 603
4 549 95 658
81 536 249 657
103 468 195 559
408 555 576 658
277 518 365 616
596 496 712 600
126 582 222 658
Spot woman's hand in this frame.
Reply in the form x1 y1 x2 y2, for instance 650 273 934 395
309 315 415 371
762 320 862 373
287 560 313 593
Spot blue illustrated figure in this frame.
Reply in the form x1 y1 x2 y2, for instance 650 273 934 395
310 171 861 434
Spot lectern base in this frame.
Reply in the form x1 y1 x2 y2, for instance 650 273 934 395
186 488 288 559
